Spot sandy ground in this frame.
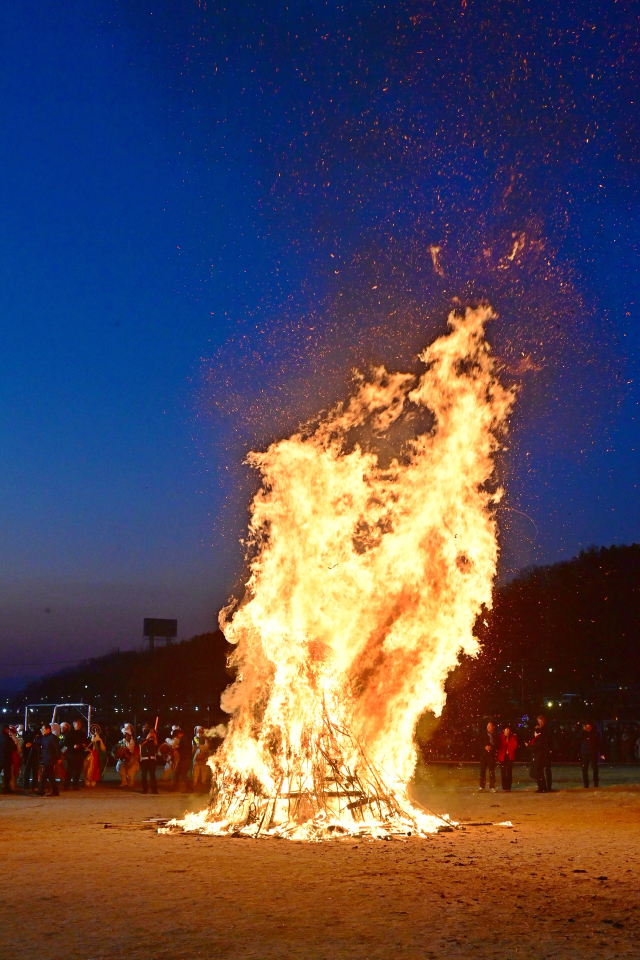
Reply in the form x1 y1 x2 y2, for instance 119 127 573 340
1 764 640 960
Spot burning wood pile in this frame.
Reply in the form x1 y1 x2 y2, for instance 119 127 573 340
167 701 452 840
165 306 514 842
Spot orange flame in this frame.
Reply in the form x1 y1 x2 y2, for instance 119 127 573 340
170 305 514 840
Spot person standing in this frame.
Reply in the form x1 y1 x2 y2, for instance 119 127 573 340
112 731 139 787
529 715 552 793
478 720 500 792
172 728 192 792
580 722 602 788
12 726 25 790
64 720 88 790
540 716 553 791
8 726 21 791
0 723 15 794
192 726 211 793
137 723 159 795
38 724 61 796
620 728 632 764
21 726 39 791
58 722 71 784
606 726 619 763
498 724 518 792
161 725 181 781
85 726 107 787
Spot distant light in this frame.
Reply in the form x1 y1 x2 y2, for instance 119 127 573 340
547 701 553 707
548 668 553 672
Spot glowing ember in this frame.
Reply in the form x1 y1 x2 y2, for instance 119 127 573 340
167 305 514 840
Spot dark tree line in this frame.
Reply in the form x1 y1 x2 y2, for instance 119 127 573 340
10 544 640 753
16 631 234 728
464 542 640 717
422 544 640 759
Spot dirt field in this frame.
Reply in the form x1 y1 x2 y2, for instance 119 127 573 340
1 765 640 960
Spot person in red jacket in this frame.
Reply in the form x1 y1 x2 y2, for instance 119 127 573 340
498 724 518 792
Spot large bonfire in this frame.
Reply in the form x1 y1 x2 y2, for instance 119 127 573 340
172 305 514 840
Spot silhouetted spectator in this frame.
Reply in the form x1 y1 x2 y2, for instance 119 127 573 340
173 728 192 792
498 724 518 792
85 726 107 787
15 725 25 785
192 726 211 792
58 722 71 781
8 726 20 790
21 726 39 791
606 726 619 763
112 731 139 787
0 724 14 794
580 722 602 788
38 723 61 797
529 715 552 793
620 729 633 764
478 720 499 792
138 723 159 795
64 720 88 791
161 725 181 781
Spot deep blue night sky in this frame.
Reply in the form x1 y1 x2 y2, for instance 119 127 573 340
0 0 638 684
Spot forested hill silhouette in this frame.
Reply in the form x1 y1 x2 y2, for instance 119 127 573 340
440 543 640 726
17 630 234 726
11 545 640 731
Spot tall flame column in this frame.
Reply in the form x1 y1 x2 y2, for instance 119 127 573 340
173 305 515 840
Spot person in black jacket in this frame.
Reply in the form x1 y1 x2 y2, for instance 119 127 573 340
38 724 61 797
0 724 15 794
580 722 602 788
21 726 39 791
64 720 88 790
137 723 159 795
529 715 553 793
478 721 500 792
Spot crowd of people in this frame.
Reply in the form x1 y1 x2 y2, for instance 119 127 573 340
478 716 606 792
423 718 640 764
0 719 217 797
0 713 635 798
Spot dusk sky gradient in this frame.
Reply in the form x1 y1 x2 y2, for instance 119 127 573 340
0 0 638 684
